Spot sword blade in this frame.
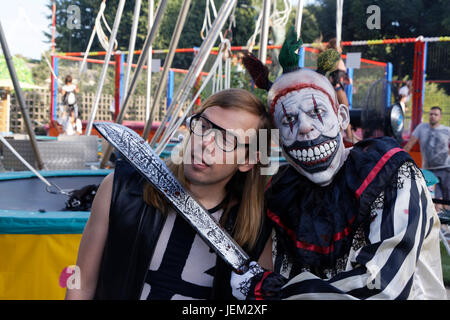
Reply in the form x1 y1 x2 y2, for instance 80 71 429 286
94 122 250 272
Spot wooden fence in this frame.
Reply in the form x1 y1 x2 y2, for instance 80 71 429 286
8 89 169 133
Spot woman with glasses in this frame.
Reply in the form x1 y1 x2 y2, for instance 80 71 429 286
66 88 273 300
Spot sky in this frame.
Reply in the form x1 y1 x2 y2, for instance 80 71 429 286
1 0 50 60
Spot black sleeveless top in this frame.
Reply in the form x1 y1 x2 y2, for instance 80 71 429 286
94 160 270 299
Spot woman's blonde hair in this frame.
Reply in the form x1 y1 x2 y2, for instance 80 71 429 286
143 88 272 251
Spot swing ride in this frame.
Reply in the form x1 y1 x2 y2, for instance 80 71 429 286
0 0 449 299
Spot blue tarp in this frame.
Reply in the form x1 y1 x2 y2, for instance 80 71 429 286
0 210 89 234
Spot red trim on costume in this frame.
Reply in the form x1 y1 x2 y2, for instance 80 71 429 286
333 214 356 241
355 147 404 199
255 271 272 300
270 83 338 116
267 210 356 255
264 177 273 192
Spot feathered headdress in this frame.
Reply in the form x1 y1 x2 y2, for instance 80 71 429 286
241 26 303 92
241 51 273 91
278 26 303 74
241 27 339 116
316 49 341 77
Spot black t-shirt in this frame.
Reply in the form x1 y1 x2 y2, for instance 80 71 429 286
140 203 224 300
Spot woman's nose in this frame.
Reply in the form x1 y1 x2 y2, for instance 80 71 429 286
202 131 216 150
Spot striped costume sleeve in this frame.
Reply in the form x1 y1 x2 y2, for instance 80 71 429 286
254 163 446 300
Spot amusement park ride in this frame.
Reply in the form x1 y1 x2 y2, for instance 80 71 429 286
0 0 449 299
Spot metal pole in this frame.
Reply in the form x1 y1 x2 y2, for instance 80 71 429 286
121 0 142 108
154 45 227 155
100 0 169 168
298 47 305 67
142 0 193 140
384 62 393 110
79 0 107 80
0 136 50 187
411 40 425 132
51 56 59 121
150 0 237 148
259 0 271 64
50 0 56 125
51 0 56 55
0 22 45 169
167 70 174 109
421 42 428 115
146 0 154 122
295 0 304 37
114 53 123 121
85 0 126 135
336 0 344 48
113 0 169 125
346 67 354 109
0 135 71 196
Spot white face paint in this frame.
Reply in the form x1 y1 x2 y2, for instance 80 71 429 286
272 88 349 186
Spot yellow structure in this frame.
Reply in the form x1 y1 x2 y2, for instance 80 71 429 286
0 233 82 300
0 206 93 300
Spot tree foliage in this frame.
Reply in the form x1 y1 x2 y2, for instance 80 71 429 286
308 0 450 81
45 0 259 68
42 0 450 98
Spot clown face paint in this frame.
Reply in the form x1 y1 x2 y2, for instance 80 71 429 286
272 88 349 186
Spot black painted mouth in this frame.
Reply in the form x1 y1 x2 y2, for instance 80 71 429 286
283 134 340 173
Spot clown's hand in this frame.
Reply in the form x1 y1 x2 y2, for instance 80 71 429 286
231 262 288 300
231 262 265 300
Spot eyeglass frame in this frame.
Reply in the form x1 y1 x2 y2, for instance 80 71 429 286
187 113 251 152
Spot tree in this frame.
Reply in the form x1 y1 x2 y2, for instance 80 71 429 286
44 0 150 54
308 0 450 83
44 0 259 69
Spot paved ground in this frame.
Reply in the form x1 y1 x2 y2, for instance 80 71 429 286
447 287 450 299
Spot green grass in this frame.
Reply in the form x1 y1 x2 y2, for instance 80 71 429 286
440 242 450 286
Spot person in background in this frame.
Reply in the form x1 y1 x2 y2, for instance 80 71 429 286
321 38 360 144
60 75 79 117
398 80 412 115
109 101 116 121
404 106 450 211
61 107 82 136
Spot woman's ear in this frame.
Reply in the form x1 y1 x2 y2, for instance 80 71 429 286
337 103 350 131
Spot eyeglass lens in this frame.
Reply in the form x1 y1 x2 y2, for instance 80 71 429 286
191 116 237 151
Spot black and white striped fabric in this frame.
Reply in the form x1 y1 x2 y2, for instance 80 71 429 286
267 162 446 300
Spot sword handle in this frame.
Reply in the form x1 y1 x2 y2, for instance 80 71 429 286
234 262 250 275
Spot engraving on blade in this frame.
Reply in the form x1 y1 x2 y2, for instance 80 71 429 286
94 122 248 270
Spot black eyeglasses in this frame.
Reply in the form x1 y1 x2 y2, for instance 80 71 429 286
188 113 249 152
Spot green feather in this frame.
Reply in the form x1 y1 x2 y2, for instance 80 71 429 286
279 27 303 74
316 49 340 76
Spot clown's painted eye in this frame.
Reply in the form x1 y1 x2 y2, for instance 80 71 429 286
282 115 297 125
309 108 325 118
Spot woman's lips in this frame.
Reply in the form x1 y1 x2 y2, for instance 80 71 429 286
191 156 211 169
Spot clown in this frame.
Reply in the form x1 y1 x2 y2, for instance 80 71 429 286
230 28 446 300
269 67 349 186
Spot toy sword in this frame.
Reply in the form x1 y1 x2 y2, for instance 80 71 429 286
94 122 250 273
